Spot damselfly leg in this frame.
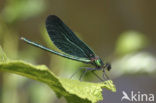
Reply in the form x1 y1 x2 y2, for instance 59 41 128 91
70 67 104 81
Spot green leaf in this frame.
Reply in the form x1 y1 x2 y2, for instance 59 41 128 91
0 47 116 103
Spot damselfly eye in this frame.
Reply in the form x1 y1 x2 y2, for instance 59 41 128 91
105 63 111 71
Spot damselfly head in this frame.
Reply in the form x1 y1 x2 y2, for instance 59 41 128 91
104 63 111 71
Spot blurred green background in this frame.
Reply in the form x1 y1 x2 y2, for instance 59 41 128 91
0 0 156 103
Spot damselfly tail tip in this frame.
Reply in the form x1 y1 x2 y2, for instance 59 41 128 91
20 37 25 41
